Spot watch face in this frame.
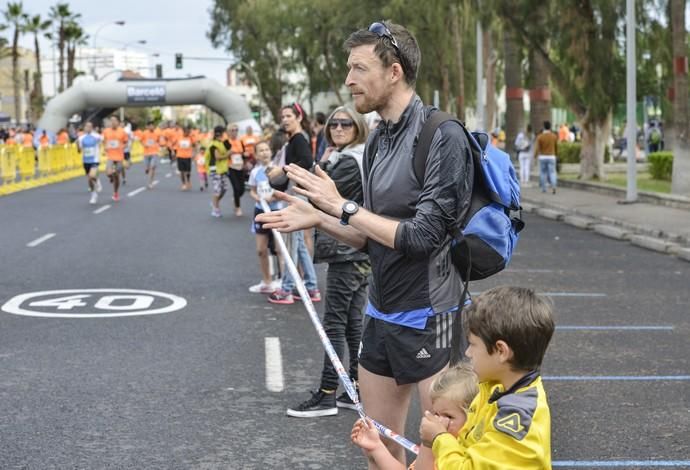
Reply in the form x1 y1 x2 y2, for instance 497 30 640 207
344 201 357 213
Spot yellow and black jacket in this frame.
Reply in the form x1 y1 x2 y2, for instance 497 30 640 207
432 371 551 469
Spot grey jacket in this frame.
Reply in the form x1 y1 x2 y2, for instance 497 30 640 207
314 144 369 265
363 95 473 314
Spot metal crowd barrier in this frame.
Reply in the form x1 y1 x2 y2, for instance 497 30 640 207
0 141 144 196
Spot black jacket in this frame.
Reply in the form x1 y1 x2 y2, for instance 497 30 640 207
314 144 369 265
363 95 473 314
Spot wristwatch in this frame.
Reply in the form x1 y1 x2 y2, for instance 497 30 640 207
340 200 359 226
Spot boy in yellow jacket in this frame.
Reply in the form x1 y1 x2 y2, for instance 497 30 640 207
420 286 555 469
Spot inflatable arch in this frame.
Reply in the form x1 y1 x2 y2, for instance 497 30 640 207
37 76 253 133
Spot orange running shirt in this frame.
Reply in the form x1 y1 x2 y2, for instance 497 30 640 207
102 128 128 161
226 138 244 170
141 129 161 155
163 127 177 148
23 133 33 147
241 134 258 158
175 135 195 158
56 131 69 144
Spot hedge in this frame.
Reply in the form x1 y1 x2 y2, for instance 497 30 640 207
556 142 612 165
647 152 673 181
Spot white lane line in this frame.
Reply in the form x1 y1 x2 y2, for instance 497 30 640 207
265 337 284 392
152 180 160 186
93 205 111 215
165 173 172 178
127 187 146 198
27 233 56 248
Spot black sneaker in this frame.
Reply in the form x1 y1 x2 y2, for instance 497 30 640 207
286 390 338 418
335 391 359 410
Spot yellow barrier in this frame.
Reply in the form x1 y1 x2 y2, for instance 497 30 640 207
0 141 144 196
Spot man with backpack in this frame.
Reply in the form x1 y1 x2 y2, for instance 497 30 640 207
257 21 475 468
648 122 662 153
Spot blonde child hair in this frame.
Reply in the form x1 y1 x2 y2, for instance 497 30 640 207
429 362 478 412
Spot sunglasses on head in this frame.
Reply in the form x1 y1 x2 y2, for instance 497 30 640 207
328 118 354 129
368 21 406 75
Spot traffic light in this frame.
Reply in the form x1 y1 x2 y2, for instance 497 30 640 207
175 53 183 70
155 64 163 78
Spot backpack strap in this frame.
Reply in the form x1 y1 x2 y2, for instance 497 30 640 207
413 110 463 185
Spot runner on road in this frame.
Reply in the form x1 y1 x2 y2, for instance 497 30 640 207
207 125 230 217
102 116 129 202
175 127 196 191
224 124 246 216
141 121 161 189
77 121 103 205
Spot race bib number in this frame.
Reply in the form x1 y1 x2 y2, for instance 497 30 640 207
146 139 155 146
179 140 191 148
231 153 244 170
107 140 120 149
83 146 97 157
257 180 273 200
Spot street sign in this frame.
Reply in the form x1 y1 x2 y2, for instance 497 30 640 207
175 53 183 69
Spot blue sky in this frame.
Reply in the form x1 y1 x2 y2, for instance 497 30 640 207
17 0 230 84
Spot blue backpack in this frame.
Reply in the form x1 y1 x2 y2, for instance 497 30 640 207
414 110 525 362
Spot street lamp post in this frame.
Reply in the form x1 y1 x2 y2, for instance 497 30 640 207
122 40 147 70
91 21 125 78
92 20 125 49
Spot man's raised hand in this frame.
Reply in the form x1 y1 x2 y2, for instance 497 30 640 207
254 191 321 232
285 164 345 217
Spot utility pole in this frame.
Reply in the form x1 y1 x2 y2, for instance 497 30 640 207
476 18 484 131
625 0 638 202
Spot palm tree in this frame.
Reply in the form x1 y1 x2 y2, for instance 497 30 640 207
2 1 25 124
503 23 523 158
64 21 88 87
49 3 80 92
22 14 51 121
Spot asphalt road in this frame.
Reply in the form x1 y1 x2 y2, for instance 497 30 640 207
0 163 688 469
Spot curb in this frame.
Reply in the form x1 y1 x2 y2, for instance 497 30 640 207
557 179 690 211
522 196 690 263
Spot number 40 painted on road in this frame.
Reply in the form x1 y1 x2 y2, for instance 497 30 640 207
0 289 187 318
30 294 155 311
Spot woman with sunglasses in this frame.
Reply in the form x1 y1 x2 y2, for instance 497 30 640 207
267 103 321 305
287 106 371 417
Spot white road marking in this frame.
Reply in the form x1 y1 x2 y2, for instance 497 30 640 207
265 337 284 392
127 187 146 197
93 205 111 214
1 289 187 318
165 173 172 178
152 180 160 186
26 233 56 248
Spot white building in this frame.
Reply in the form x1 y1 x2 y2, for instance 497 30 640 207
41 46 153 97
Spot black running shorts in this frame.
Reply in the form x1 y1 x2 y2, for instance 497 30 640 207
177 158 191 172
359 312 454 385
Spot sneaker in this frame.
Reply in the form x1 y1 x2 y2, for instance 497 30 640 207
286 390 338 418
293 288 321 302
211 208 221 218
335 391 360 410
271 279 282 290
89 192 98 205
249 282 276 294
95 179 102 193
112 192 120 202
268 289 294 305
235 207 243 217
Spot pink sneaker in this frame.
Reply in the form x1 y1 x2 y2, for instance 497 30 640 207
268 289 294 305
292 289 321 302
